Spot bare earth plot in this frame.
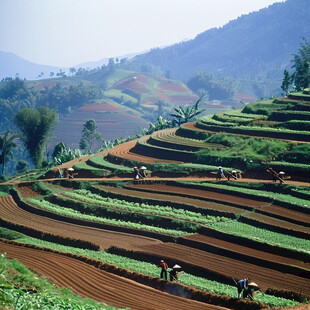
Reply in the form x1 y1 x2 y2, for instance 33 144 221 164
0 195 162 251
0 241 222 310
0 194 309 298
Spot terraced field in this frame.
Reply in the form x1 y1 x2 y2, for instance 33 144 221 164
1 95 310 309
1 177 310 309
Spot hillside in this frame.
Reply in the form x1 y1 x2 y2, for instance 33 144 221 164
0 93 310 309
123 0 310 82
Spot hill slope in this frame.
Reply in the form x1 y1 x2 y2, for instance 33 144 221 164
124 0 310 81
0 51 60 80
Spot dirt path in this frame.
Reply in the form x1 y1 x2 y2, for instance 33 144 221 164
0 241 224 310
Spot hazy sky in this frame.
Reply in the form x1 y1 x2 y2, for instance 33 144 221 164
0 0 283 67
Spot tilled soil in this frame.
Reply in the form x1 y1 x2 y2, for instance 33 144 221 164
185 234 310 270
0 195 309 297
17 183 41 198
95 185 246 215
134 242 310 296
0 195 162 251
0 241 225 310
127 183 310 227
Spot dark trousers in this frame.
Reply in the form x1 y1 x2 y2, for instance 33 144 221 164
160 268 167 280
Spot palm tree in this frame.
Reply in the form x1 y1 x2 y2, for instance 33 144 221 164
0 129 18 175
170 99 205 125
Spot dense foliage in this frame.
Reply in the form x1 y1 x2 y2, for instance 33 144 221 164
186 72 235 100
14 106 58 168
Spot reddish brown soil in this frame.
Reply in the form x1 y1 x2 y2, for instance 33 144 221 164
159 83 189 92
134 242 310 296
96 185 245 215
0 193 309 298
17 183 41 198
185 234 310 270
108 138 183 164
0 195 161 251
127 183 309 228
0 241 222 310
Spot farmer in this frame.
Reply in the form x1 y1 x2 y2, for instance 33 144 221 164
68 168 75 179
237 278 250 298
169 264 182 281
227 170 238 181
244 282 259 300
133 167 142 180
267 167 283 183
140 166 147 178
159 259 168 280
216 166 226 180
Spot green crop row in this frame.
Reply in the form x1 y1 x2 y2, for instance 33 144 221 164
27 197 192 236
277 120 310 131
213 114 253 125
62 189 228 225
87 156 132 172
198 117 236 127
265 161 310 172
224 110 268 120
176 125 211 140
73 161 110 176
210 220 310 254
0 228 299 308
181 181 309 211
241 103 287 116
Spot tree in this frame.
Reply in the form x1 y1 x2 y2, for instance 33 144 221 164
186 72 234 101
170 99 205 125
281 70 293 95
79 119 103 153
290 38 310 91
0 129 18 175
14 106 58 168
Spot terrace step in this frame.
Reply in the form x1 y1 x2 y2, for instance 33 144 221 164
148 128 227 152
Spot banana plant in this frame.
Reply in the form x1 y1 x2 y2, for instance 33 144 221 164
170 99 205 125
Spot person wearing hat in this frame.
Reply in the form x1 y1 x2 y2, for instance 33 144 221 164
244 282 259 300
169 264 182 281
159 259 168 280
216 166 226 180
140 166 147 179
68 167 75 179
133 167 142 180
237 278 250 298
227 170 238 181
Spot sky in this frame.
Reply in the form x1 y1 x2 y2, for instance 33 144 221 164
0 0 284 68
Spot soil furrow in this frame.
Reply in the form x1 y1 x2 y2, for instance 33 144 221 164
0 241 226 310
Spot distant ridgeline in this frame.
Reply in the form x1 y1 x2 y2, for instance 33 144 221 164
122 0 310 82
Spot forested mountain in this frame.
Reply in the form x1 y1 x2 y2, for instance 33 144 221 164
122 0 310 81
